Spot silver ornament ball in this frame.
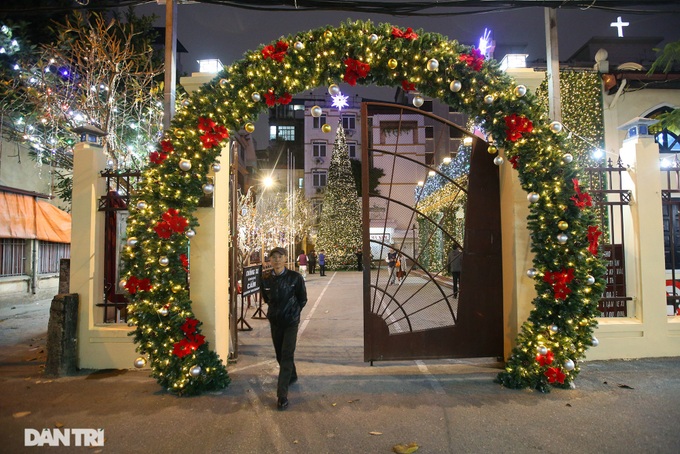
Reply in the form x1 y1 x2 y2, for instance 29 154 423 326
212 163 221 173
311 105 323 118
557 233 569 244
179 159 192 171
564 359 575 371
134 357 147 368
181 99 190 107
185 229 196 238
328 84 340 96
190 365 202 377
538 346 548 356
159 256 169 267
586 275 595 285
527 192 540 203
550 325 559 333
294 41 304 51
526 268 538 279
484 94 494 104
549 121 563 133
493 156 504 166
412 96 424 108
136 201 147 210
591 337 599 347
158 306 169 316
119 279 127 289
369 33 379 43
202 183 215 195
126 237 138 247
251 92 261 102
427 58 439 71
219 78 228 88
449 80 462 92
514 85 527 97
562 153 574 164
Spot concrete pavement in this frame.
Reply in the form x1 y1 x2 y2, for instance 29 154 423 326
1 271 679 453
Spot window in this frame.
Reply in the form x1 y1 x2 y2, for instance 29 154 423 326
425 126 434 139
0 239 26 277
313 141 327 157
313 114 327 129
663 202 680 270
39 241 70 274
422 100 433 112
270 125 295 141
341 114 356 130
313 171 327 188
348 141 357 158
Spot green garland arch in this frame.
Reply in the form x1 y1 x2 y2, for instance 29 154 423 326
122 20 607 395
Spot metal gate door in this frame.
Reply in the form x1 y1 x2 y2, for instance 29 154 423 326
361 102 503 363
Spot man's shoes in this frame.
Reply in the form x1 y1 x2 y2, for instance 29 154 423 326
277 397 289 411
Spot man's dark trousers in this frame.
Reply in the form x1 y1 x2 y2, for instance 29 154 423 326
270 322 299 399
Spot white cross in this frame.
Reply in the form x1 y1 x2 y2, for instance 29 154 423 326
610 16 629 38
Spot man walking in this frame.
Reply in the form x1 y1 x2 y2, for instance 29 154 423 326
261 247 308 410
318 250 326 276
448 246 463 298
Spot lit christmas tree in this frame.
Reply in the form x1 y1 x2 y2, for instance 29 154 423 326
316 122 362 269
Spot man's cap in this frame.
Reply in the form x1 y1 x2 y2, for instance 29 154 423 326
269 247 287 256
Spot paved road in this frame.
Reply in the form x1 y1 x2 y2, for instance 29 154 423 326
1 271 679 453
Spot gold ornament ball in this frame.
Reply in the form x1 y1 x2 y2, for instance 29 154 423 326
388 58 398 69
173 129 185 138
321 123 332 133
487 145 498 155
244 123 255 133
558 220 569 230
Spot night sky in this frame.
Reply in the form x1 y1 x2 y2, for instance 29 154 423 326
133 2 680 74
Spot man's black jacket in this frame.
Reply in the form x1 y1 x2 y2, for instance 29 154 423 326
261 268 307 327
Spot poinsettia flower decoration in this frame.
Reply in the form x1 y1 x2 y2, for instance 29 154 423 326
343 58 371 86
173 317 206 358
459 48 484 71
197 116 229 149
401 80 416 92
124 275 152 295
588 225 602 255
154 208 189 239
544 366 566 384
571 178 593 209
536 350 555 366
543 268 575 300
261 40 288 62
264 89 293 107
505 113 534 142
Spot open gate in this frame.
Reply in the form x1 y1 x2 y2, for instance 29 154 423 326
360 102 503 363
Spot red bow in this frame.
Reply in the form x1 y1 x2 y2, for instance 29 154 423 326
459 48 484 71
180 253 189 272
261 40 288 62
124 275 152 294
149 151 168 165
543 268 575 300
509 155 519 169
544 366 566 384
264 89 293 107
401 80 416 92
504 113 534 142
391 26 418 40
588 225 602 255
570 178 593 209
343 58 370 86
536 351 554 367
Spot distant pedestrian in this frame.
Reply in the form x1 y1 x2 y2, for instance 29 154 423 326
387 249 397 285
318 250 326 276
261 247 307 411
297 250 308 280
308 250 317 274
448 246 463 298
355 248 363 271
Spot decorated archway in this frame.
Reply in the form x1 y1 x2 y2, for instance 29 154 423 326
122 20 606 395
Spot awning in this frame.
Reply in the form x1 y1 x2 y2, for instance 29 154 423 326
0 191 71 243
